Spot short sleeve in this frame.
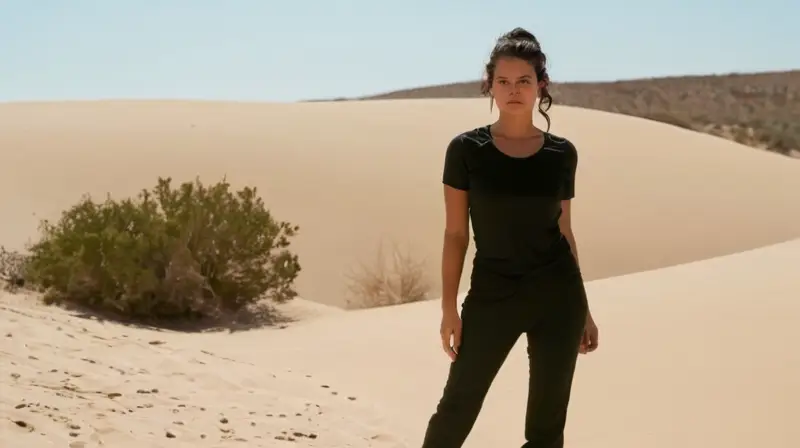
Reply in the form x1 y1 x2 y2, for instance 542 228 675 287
442 135 470 191
561 142 578 200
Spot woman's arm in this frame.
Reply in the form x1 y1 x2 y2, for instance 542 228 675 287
558 199 580 268
441 185 470 312
562 198 600 353
560 199 595 321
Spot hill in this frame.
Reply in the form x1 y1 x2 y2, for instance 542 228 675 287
356 70 800 157
2 99 800 308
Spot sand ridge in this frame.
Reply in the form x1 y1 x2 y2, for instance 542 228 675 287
2 99 799 307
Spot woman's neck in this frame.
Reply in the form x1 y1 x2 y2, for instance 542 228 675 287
492 112 539 138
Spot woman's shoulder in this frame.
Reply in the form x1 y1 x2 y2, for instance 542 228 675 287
544 131 577 154
544 132 579 170
447 125 492 153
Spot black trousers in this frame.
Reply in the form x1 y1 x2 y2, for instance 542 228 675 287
421 257 588 448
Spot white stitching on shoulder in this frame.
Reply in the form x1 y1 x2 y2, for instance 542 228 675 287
463 128 492 146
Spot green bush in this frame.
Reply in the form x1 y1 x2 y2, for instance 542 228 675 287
22 177 300 321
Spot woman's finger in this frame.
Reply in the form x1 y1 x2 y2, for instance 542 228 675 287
441 329 456 361
589 327 599 351
579 330 588 354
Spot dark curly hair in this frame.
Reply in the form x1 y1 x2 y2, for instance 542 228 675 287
481 27 553 130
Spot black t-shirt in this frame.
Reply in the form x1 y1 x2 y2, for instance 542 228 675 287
443 125 579 291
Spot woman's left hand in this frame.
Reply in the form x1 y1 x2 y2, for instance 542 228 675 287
579 314 599 354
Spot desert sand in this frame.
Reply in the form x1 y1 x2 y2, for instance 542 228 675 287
1 98 799 447
2 99 800 307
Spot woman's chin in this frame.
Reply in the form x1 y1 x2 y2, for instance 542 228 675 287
500 102 530 113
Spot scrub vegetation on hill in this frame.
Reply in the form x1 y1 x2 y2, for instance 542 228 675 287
357 70 800 157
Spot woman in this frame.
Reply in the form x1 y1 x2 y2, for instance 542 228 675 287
420 27 599 448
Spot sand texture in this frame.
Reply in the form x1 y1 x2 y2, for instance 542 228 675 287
1 98 799 447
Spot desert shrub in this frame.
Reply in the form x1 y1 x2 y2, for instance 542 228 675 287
22 176 301 321
0 246 28 292
345 240 432 309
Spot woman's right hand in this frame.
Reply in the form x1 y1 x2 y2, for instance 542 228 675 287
440 308 463 362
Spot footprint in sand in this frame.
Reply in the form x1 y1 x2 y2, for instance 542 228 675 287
370 433 404 444
9 419 33 433
318 381 359 401
291 430 319 440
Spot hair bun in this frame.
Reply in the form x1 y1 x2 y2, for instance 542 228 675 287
500 27 540 46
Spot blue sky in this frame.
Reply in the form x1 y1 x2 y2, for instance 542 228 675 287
1 0 797 103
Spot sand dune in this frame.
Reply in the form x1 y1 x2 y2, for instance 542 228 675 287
247 237 800 448
244 238 800 448
1 98 799 447
2 239 798 447
2 99 799 307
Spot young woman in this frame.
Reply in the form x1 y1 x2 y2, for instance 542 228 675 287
420 28 599 448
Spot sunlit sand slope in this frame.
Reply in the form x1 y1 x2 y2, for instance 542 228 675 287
2 99 798 306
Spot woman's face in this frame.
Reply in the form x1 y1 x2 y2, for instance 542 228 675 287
489 56 544 115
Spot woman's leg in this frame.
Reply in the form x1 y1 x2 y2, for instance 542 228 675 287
421 298 523 448
521 273 588 448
